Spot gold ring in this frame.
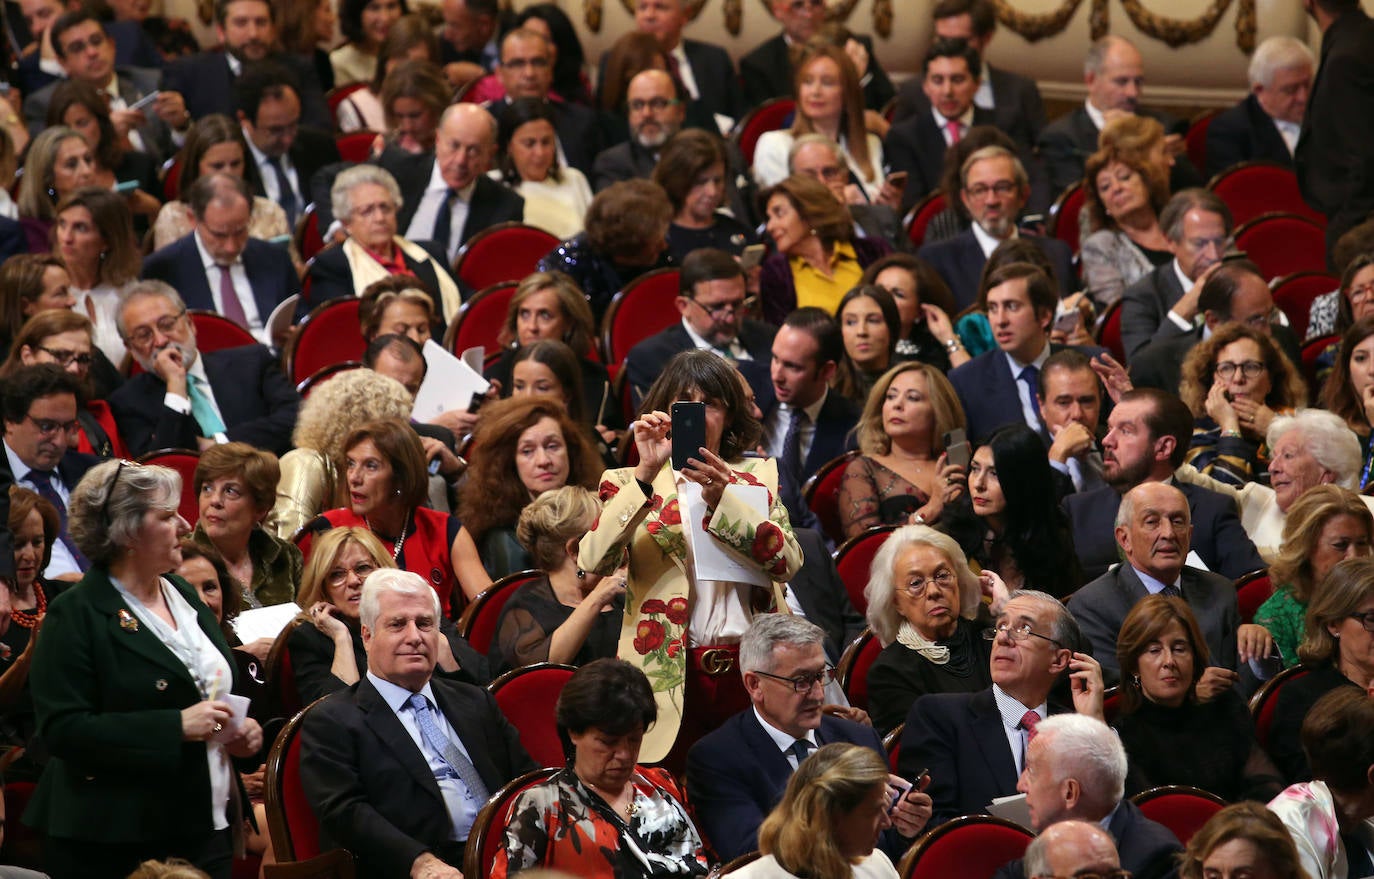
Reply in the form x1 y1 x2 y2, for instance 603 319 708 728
213 723 223 734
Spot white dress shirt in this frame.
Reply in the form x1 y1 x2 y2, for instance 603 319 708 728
405 161 476 263
764 391 828 462
195 230 266 342
681 318 751 361
243 133 301 208
931 105 976 146
991 684 1049 776
1002 340 1051 433
752 706 818 771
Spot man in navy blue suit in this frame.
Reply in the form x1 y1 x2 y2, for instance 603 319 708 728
1205 36 1314 177
948 263 1105 444
686 615 933 860
141 174 298 346
917 146 1075 310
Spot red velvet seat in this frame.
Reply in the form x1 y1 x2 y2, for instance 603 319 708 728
462 768 561 879
296 205 325 263
882 723 903 772
264 698 332 862
837 627 880 711
138 448 201 525
1234 212 1327 280
1300 334 1337 404
325 83 368 129
488 662 577 768
1130 785 1227 846
264 617 308 720
162 155 182 202
600 268 682 364
334 131 377 163
189 309 258 353
833 525 898 617
733 97 794 167
295 361 363 399
1185 108 1220 173
1271 271 1338 341
285 298 366 386
262 849 355 878
904 191 947 251
1249 664 1310 750
1047 181 1086 254
456 569 541 655
1208 161 1325 228
452 222 559 291
1235 569 1274 625
801 450 860 548
898 814 1035 879
1096 299 1125 363
443 281 518 357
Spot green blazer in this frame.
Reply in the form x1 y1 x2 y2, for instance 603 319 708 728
25 566 240 843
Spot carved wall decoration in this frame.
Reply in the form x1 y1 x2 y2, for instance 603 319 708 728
585 0 603 32
994 0 1258 52
873 0 892 38
993 0 1087 42
725 0 742 35
752 0 862 24
619 0 708 18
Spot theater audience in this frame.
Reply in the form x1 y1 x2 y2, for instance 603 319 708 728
330 0 407 88
864 525 994 734
1016 822 1123 879
0 254 76 359
515 4 590 106
833 285 902 404
371 60 450 157
504 341 618 456
1321 319 1374 488
593 66 690 188
654 129 755 265
1206 36 1314 177
859 254 967 371
491 486 625 673
0 487 64 756
1307 235 1374 342
56 187 140 368
335 16 437 134
44 79 161 223
358 276 438 345
1179 802 1309 879
790 134 908 255
489 99 594 241
16 127 96 254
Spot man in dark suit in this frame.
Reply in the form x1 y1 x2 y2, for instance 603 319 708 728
630 0 739 128
892 0 1045 155
440 0 501 82
624 249 775 404
1063 388 1265 581
1297 0 1374 258
109 281 300 456
1038 350 1107 496
885 38 996 212
999 715 1182 879
24 10 171 160
687 615 931 860
1119 189 1234 360
234 60 339 231
1205 37 1315 177
898 589 1102 825
300 569 537 878
160 0 329 130
591 69 685 191
948 263 1105 444
483 28 601 175
790 135 910 253
738 0 892 111
917 146 1075 310
385 103 524 264
141 174 298 346
1037 36 1190 196
2 365 98 579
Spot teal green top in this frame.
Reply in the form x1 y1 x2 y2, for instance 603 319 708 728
1254 585 1306 669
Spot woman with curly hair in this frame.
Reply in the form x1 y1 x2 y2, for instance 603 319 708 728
1180 802 1308 879
1179 323 1308 487
457 396 601 579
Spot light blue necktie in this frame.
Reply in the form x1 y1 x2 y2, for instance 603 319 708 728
407 693 490 805
187 376 226 436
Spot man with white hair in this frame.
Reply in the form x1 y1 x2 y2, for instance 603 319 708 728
1020 821 1123 879
300 569 536 879
1205 36 1315 176
995 715 1182 879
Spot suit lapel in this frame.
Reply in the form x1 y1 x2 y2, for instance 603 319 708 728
179 239 216 312
241 242 277 319
87 571 222 690
968 689 1019 788
740 712 797 799
431 684 501 792
357 678 448 802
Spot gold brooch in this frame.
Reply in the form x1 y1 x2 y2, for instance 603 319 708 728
118 610 139 632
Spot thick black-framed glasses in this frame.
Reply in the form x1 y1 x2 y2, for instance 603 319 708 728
752 666 836 693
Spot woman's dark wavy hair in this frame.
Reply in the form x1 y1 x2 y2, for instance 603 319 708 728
638 349 762 462
45 79 122 172
1322 316 1374 433
495 97 562 185
339 0 409 46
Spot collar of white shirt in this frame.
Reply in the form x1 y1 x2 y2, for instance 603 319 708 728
1004 337 1051 377
992 683 1048 732
932 104 976 140
225 52 243 78
195 228 240 271
1132 564 1182 594
1084 98 1107 133
368 670 441 716
971 220 1016 258
424 159 478 201
1172 258 1194 297
681 318 745 359
753 705 817 755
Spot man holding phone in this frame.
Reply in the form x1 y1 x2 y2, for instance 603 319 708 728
1037 350 1107 495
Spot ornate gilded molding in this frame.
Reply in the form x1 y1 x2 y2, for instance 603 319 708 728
618 0 708 18
993 0 1087 42
994 0 1258 52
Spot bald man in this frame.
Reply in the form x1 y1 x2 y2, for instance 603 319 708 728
1024 821 1122 879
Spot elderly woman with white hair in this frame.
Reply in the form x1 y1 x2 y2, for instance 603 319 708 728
302 164 462 334
863 525 1007 734
1178 409 1370 563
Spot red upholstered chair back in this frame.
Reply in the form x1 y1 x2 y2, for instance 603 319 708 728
882 723 903 772
898 815 1035 879
833 525 898 617
189 310 258 353
734 98 795 167
1047 181 1085 254
1102 686 1121 725
265 617 307 720
1234 212 1327 280
162 156 182 202
325 83 367 128
488 662 578 767
265 699 330 862
1185 109 1220 172
1130 786 1227 845
334 131 377 163
1249 664 1310 749
456 569 541 655
138 448 201 525
802 450 860 548
600 268 683 363
453 222 559 291
463 768 561 879
837 628 880 711
1271 271 1338 341
286 298 366 385
295 362 364 399
444 282 518 357
1095 300 1126 363
904 191 948 251
296 206 325 263
1235 570 1274 625
1301 334 1337 403
1208 161 1325 227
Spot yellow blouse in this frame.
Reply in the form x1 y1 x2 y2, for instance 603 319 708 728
790 240 865 315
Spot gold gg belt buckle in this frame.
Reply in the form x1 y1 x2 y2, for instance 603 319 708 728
698 648 735 676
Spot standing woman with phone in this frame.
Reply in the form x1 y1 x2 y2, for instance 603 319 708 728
578 350 803 770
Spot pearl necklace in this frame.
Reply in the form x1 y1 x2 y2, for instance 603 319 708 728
366 513 409 562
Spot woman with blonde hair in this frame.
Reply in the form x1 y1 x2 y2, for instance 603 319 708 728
16 127 95 252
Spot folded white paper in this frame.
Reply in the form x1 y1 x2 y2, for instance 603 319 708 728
231 602 302 643
211 693 251 743
987 793 1033 830
412 339 491 420
680 481 769 587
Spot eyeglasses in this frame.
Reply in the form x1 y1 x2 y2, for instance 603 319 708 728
326 562 377 588
1348 611 1374 633
1214 360 1266 380
1240 310 1278 329
964 181 1018 199
125 309 187 348
101 459 138 522
902 570 956 597
1350 283 1374 304
24 414 79 437
786 0 824 11
752 666 836 693
502 56 550 70
801 164 846 181
983 621 1065 649
628 97 680 113
688 295 755 320
35 346 93 368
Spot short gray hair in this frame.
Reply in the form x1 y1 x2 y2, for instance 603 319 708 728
739 614 826 677
1159 188 1233 242
70 460 182 565
331 165 404 226
864 525 980 645
787 133 842 171
960 144 1028 190
359 567 441 630
115 279 187 341
1006 589 1082 651
1083 35 1134 76
1268 409 1363 489
1035 714 1128 813
1247 36 1315 89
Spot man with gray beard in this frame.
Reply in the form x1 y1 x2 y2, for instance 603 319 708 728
591 69 686 191
109 280 299 457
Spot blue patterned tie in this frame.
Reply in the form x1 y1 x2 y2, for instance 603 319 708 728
28 470 89 570
407 693 490 804
1018 365 1042 423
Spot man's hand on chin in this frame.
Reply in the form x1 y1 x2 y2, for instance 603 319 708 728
411 852 462 879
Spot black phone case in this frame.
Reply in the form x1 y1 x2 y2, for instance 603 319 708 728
671 401 706 471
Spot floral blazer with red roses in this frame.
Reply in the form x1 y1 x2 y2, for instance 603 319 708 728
577 458 802 763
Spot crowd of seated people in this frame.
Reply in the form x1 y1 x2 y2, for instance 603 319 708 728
3 0 1374 876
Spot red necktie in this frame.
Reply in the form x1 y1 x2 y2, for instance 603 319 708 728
947 119 963 144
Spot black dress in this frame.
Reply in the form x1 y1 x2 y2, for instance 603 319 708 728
1114 690 1283 802
491 575 624 675
0 578 68 778
1268 663 1362 784
866 616 992 735
665 212 757 265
